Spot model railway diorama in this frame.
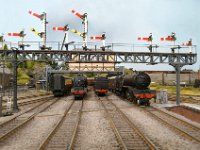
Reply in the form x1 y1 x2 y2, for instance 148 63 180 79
0 2 199 150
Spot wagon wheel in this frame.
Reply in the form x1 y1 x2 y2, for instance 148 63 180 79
132 97 137 104
125 91 132 101
146 100 150 106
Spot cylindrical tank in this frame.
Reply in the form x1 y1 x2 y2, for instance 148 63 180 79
123 72 151 89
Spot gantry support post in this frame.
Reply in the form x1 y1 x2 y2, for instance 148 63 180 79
0 96 2 117
12 49 19 112
175 65 181 105
171 63 183 106
45 66 51 92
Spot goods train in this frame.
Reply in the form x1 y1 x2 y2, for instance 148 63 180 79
94 76 108 96
109 72 156 106
71 74 88 99
51 74 72 97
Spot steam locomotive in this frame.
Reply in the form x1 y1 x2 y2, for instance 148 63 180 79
94 76 108 96
71 74 88 99
109 72 156 106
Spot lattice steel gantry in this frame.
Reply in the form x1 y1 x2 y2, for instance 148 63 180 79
0 50 196 65
0 49 197 111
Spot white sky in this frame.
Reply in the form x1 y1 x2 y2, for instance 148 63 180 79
0 0 199 71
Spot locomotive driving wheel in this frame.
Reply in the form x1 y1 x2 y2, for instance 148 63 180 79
125 90 132 101
133 97 137 104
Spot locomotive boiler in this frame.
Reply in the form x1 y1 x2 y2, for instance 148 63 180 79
110 72 156 106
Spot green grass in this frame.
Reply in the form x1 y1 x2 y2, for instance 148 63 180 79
150 84 200 96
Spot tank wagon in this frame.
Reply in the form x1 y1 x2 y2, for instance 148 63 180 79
94 76 108 96
71 74 88 99
51 74 72 97
109 72 156 106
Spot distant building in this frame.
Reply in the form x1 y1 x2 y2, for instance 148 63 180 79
144 70 197 85
68 50 115 71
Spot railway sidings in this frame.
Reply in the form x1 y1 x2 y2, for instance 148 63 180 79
0 90 199 149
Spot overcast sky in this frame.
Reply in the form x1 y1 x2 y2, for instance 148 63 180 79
0 0 199 71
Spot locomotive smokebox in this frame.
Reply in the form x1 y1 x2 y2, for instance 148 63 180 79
123 72 151 90
73 74 87 87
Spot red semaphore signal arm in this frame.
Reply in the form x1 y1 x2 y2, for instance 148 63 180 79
71 9 83 19
53 27 65 31
138 37 150 41
8 33 22 37
28 10 44 20
160 37 174 41
90 36 103 40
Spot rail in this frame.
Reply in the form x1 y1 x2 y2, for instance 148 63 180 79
143 106 200 143
38 98 84 150
38 99 75 150
0 98 58 142
98 95 158 149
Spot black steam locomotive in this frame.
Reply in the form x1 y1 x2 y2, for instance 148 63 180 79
71 74 88 99
109 72 156 106
94 76 108 96
51 74 72 97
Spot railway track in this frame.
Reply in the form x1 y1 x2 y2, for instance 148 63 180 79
142 106 200 144
1 93 51 103
168 94 200 104
0 96 54 126
0 97 59 142
17 95 53 106
99 96 158 150
38 99 84 150
3 95 53 107
1 95 53 110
